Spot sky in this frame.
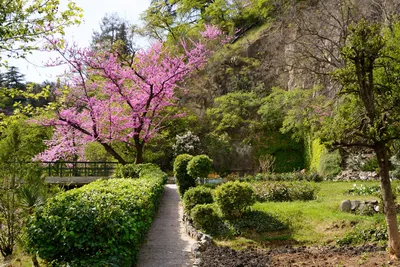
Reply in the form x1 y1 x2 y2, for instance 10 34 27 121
9 0 151 83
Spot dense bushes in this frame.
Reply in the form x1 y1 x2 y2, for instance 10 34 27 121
173 154 195 196
253 171 322 182
307 138 342 178
114 163 160 178
174 154 213 197
187 154 213 180
190 204 222 235
183 186 214 213
27 165 167 266
214 181 255 218
252 181 319 202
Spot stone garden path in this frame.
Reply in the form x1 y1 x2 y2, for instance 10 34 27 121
137 184 195 267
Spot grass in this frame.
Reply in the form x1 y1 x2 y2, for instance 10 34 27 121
215 180 396 249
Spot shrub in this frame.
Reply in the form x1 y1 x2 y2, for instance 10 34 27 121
183 186 214 213
229 210 288 233
214 181 255 219
173 131 202 156
27 167 166 266
257 182 291 202
319 150 342 178
191 204 222 235
252 182 319 202
114 163 159 178
187 154 213 180
173 154 195 196
346 183 381 196
360 157 378 172
336 220 387 246
253 172 323 182
307 138 342 178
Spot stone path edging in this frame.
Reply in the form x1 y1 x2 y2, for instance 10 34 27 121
182 214 213 267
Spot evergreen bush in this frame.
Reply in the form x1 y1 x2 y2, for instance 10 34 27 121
114 163 159 178
214 181 255 219
183 186 214 213
191 203 222 235
173 154 195 196
187 155 213 180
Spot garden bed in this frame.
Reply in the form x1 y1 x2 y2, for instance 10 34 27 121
199 244 390 267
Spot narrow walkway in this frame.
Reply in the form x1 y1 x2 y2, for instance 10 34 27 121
137 184 195 267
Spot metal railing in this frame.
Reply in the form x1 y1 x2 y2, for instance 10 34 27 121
42 162 119 177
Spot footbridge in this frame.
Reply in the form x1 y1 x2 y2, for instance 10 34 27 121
43 161 119 186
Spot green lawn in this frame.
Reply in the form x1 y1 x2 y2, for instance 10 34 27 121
217 181 394 249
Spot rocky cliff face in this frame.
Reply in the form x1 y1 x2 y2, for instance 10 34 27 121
179 0 399 173
182 0 400 114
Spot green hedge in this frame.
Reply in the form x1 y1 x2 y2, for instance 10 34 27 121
114 163 160 178
183 186 214 214
173 154 195 197
214 181 255 219
251 181 319 202
27 166 167 266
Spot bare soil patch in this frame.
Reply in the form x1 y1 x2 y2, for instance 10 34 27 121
199 244 394 266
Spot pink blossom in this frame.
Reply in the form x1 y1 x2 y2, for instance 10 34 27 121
35 34 217 163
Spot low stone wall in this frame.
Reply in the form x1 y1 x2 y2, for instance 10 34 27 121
335 170 379 181
339 199 379 214
182 214 213 267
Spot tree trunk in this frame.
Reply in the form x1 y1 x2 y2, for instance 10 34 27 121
100 142 126 165
32 254 40 267
134 135 144 164
375 142 400 259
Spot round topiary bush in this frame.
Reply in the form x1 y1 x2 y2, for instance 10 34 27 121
183 186 214 214
173 154 195 197
214 181 255 219
187 154 213 181
191 203 222 235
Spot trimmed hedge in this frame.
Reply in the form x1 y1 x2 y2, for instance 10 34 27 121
173 154 195 197
27 165 167 266
191 203 222 235
187 155 213 180
214 181 255 219
252 181 319 202
183 186 214 213
114 163 159 178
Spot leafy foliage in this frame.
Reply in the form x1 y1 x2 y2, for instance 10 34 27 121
0 0 82 65
91 13 134 55
114 163 160 178
27 167 167 266
253 171 323 182
187 154 213 179
190 203 223 235
307 138 342 178
182 185 214 213
173 131 202 156
252 181 319 202
214 181 255 219
336 220 387 246
173 154 195 196
229 210 288 234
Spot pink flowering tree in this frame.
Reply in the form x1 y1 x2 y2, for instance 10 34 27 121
35 26 223 164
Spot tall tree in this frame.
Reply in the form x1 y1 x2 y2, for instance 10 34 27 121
91 13 134 55
2 66 25 90
323 20 400 259
35 27 223 164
